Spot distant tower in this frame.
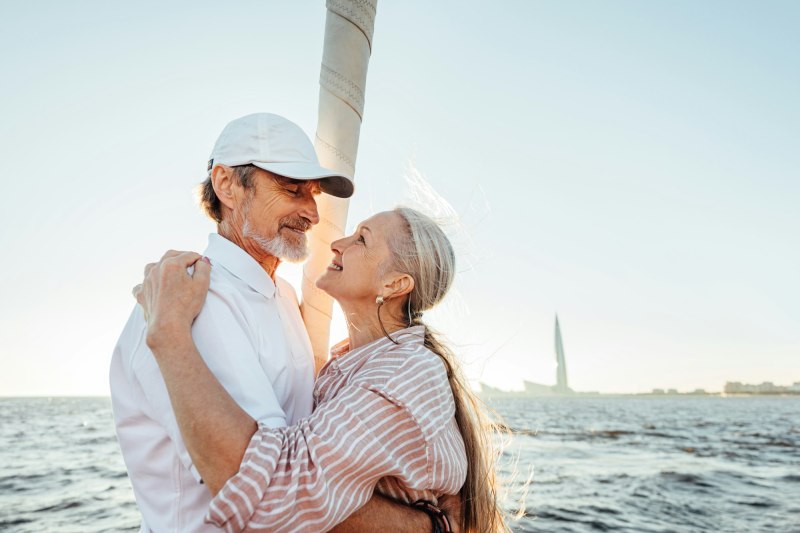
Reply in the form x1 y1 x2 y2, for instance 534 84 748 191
554 315 569 393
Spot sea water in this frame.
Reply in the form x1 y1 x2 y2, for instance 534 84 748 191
493 396 799 532
1 396 798 532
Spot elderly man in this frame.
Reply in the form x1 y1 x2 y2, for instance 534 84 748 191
110 113 451 532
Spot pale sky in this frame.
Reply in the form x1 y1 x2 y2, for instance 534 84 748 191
1 1 798 396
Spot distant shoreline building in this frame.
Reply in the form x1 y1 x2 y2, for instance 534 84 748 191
481 318 800 398
724 381 800 395
554 315 569 394
520 315 574 396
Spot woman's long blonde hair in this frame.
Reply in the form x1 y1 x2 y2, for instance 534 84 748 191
386 207 507 532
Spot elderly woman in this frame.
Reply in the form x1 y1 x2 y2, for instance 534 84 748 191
137 208 506 533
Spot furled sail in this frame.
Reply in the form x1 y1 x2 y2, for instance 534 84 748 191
302 0 378 373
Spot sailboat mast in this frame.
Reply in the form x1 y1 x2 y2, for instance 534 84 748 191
302 0 378 374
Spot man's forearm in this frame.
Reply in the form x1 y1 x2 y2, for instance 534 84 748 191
148 325 257 494
329 494 434 533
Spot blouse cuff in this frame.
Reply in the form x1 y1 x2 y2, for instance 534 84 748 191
205 424 282 531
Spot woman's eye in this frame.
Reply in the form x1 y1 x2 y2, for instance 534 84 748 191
357 235 365 244
284 186 300 195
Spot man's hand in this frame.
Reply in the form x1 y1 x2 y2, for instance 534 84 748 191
132 250 211 350
438 492 464 533
329 492 464 533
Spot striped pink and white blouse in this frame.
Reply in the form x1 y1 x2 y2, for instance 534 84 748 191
206 326 467 532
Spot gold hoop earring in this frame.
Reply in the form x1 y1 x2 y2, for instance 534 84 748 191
375 295 399 345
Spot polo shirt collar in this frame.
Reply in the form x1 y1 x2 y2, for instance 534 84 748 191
204 233 276 299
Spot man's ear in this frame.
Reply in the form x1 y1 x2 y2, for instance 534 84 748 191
383 273 415 300
211 165 238 211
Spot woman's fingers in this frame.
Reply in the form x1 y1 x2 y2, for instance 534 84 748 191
142 252 203 286
135 250 213 350
132 283 150 321
159 249 184 261
151 252 203 285
160 250 201 267
134 250 211 330
192 257 212 290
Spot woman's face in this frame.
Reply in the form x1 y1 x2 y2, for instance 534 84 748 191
316 211 404 306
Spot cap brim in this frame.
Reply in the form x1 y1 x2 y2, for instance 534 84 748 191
252 161 354 198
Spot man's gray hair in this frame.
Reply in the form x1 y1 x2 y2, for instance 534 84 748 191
198 165 259 223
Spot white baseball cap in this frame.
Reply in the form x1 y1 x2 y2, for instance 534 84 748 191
207 113 354 198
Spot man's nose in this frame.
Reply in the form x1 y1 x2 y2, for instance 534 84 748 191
299 192 320 226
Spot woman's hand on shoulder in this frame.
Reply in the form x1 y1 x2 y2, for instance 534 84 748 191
132 250 211 351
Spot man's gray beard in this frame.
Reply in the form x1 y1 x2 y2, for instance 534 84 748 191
243 220 309 263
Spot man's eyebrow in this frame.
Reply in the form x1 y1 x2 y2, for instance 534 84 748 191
275 176 301 185
275 176 321 192
360 226 372 235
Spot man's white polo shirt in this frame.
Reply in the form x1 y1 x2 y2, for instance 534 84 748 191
110 233 315 533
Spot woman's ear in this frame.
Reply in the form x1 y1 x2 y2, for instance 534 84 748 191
211 165 237 211
383 273 415 300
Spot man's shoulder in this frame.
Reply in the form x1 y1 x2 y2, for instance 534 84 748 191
112 304 147 361
202 265 254 311
207 262 238 291
192 267 264 346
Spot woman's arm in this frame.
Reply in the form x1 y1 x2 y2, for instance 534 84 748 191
149 326 441 532
136 251 446 532
206 381 432 531
147 325 258 493
135 251 257 493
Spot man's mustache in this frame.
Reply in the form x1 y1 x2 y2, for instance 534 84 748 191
281 217 312 232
